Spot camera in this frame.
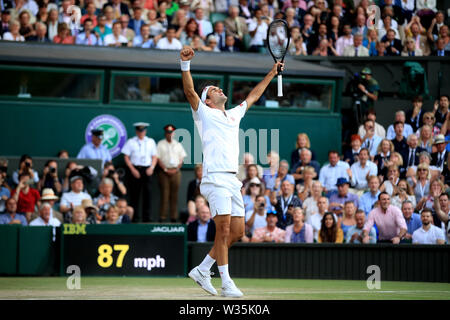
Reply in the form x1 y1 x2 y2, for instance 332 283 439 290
25 162 31 168
107 169 115 178
69 166 93 183
50 167 56 174
259 203 265 209
348 72 368 99
0 166 7 174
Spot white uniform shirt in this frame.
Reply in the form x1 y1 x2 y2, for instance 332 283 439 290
60 191 92 208
29 216 61 227
192 100 247 176
156 139 187 169
412 225 445 244
121 136 157 166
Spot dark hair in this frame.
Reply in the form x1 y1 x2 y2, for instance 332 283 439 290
185 18 199 35
393 120 404 128
167 26 177 32
84 18 93 25
412 95 423 102
439 193 449 200
319 212 338 243
328 150 339 156
359 147 370 156
440 94 450 100
421 208 433 215
378 191 390 201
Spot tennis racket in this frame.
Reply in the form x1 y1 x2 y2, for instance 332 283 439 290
267 19 290 97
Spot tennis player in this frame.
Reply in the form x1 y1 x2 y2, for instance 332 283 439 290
180 46 284 297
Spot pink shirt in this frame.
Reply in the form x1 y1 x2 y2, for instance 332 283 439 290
251 226 286 243
364 205 407 241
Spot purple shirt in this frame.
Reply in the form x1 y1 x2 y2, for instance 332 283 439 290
364 205 407 241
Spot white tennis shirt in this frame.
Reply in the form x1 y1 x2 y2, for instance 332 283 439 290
192 100 247 176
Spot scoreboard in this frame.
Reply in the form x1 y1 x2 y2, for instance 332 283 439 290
60 224 187 276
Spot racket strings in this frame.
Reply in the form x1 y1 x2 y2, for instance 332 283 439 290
267 21 289 60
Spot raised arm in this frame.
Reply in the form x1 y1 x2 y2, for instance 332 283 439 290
245 61 284 111
180 46 200 111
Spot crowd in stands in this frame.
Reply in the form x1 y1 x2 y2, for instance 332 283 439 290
1 94 449 246
0 0 449 56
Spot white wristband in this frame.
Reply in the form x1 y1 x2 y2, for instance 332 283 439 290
180 60 190 72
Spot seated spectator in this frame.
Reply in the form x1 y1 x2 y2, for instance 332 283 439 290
386 111 414 140
53 22 74 44
103 21 129 46
417 124 434 153
34 188 64 223
0 174 11 213
335 24 353 56
431 37 450 56
290 133 316 166
11 172 41 222
376 42 387 58
116 198 132 223
98 161 127 197
422 177 445 211
207 21 226 51
222 34 240 52
427 11 446 41
224 5 248 50
343 134 362 166
345 209 377 243
312 38 338 56
262 151 280 195
28 22 50 42
245 195 269 237
241 164 264 194
12 154 39 187
342 33 369 56
266 160 295 195
128 4 144 35
187 203 216 242
351 14 368 38
29 202 61 227
118 14 135 42
318 212 344 243
374 139 394 177
441 153 450 186
401 200 422 243
406 96 425 132
405 18 431 56
284 207 313 243
18 10 35 41
364 28 378 56
291 149 320 185
349 148 378 192
155 26 182 50
237 153 264 183
380 165 401 196
0 198 27 225
3 20 24 41
0 9 11 36
243 177 271 214
362 192 407 243
81 2 99 27
301 180 323 222
412 208 446 244
358 175 381 215
102 205 122 224
291 35 307 55
377 15 399 41
203 34 221 52
295 166 316 202
179 18 199 46
270 179 302 230
76 18 100 45
47 8 59 41
307 22 328 54
402 37 423 56
94 178 118 221
146 9 166 37
248 8 269 53
60 176 92 217
340 201 356 239
187 194 208 224
133 23 156 48
419 112 441 139
327 15 340 48
434 193 450 243
186 164 202 218
433 94 449 129
319 150 350 196
71 205 87 224
410 162 431 206
285 8 300 29
358 109 386 139
361 119 383 159
382 28 402 56
430 134 448 172
401 134 425 170
307 196 332 241
251 210 286 243
391 179 416 209
93 14 112 41
81 198 101 224
390 121 409 154
328 178 359 216
193 7 212 40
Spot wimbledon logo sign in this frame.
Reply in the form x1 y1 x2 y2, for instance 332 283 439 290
85 115 127 158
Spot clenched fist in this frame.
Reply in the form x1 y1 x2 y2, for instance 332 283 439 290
180 46 195 61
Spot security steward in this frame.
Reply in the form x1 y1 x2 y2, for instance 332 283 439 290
77 128 112 168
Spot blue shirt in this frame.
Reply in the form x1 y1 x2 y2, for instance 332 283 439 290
77 142 111 167
263 172 295 192
404 213 422 235
345 225 377 243
0 187 11 212
0 213 28 225
359 191 380 215
361 135 383 157
319 161 350 192
328 192 359 212
197 220 210 242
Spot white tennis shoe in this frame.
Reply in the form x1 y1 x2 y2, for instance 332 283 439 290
221 280 243 298
188 266 218 296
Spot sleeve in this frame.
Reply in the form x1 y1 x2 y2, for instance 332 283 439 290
412 230 419 244
335 229 344 243
229 101 247 120
284 226 291 243
350 164 357 186
251 228 264 242
121 140 131 156
435 227 445 242
60 193 70 207
305 224 314 243
370 162 378 176
345 227 353 243
363 211 375 232
395 209 408 230
149 139 158 157
369 227 377 243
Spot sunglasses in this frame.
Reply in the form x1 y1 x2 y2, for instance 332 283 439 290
250 183 260 187
425 116 434 120
418 168 428 172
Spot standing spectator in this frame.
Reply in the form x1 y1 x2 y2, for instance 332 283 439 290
270 179 302 230
3 19 24 41
359 175 381 215
362 192 407 243
342 33 368 56
77 128 111 167
401 200 422 242
251 210 286 243
93 14 112 41
121 122 157 222
155 25 182 49
75 18 100 45
405 96 425 132
328 178 359 216
335 24 353 56
319 150 350 195
224 5 248 50
187 204 216 242
59 176 92 217
412 208 446 244
0 198 27 225
345 209 377 243
354 68 380 114
349 148 378 192
103 20 129 46
357 109 386 139
318 212 344 243
53 22 74 44
11 172 41 222
38 160 62 195
386 111 414 140
245 194 269 236
156 124 187 222
390 179 416 210
29 202 61 226
128 4 144 36
284 207 314 243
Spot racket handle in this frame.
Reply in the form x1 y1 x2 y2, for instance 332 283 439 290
277 74 283 97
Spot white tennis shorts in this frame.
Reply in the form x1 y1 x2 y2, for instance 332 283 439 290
200 172 245 218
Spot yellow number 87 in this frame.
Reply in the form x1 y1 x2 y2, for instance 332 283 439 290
97 244 130 268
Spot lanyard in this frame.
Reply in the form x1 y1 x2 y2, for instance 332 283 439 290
280 195 293 217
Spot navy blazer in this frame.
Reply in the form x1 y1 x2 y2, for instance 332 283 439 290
187 219 216 242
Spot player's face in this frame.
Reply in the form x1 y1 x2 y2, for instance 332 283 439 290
206 86 227 105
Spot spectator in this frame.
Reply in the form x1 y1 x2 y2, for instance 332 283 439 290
380 165 401 196
307 22 328 54
290 132 316 166
335 24 353 56
118 14 135 42
359 175 381 215
0 174 11 213
104 20 129 46
307 196 331 241
327 15 340 48
146 9 165 37
53 22 74 44
105 0 130 19
193 7 212 40
431 37 450 56
28 22 50 42
75 18 100 45
291 148 320 185
237 0 253 23
301 180 323 222
386 111 414 140
29 202 61 226
81 2 98 27
390 179 416 210
295 166 316 202
300 13 315 47
345 209 377 243
224 5 248 49
222 34 240 52
357 109 386 139
420 111 441 138
417 124 434 153
11 172 41 222
342 33 368 56
60 176 92 216
383 28 402 56
157 2 170 30
187 204 216 242
285 7 300 29
191 0 215 20
427 11 446 41
248 8 269 53
12 154 39 187
81 198 101 224
343 134 362 166
319 150 350 195
71 205 87 224
133 23 156 48
412 208 446 244
186 164 202 219
77 128 111 167
339 201 357 239
291 35 307 55
411 162 431 207
373 139 394 176
362 192 407 243
93 14 112 41
156 124 187 223
351 14 368 38
3 20 25 41
364 28 378 56
62 161 78 193
155 25 182 49
401 37 423 56
433 94 449 128
203 34 221 51
270 179 302 230
423 177 445 211
237 153 263 183
38 188 63 223
405 18 431 56
116 198 132 223
18 10 35 41
328 178 359 216
390 121 408 154
0 10 11 36
93 177 118 221
245 194 269 236
179 18 199 46
377 15 400 41
284 207 314 243
318 212 344 243
251 210 286 243
361 119 383 158
266 160 295 195
401 200 422 243
38 160 62 195
0 198 27 225
434 193 450 243
121 122 157 223
312 38 337 56
430 134 448 171
102 205 122 224
128 4 144 36
264 152 281 196
46 8 59 41
405 96 425 132
243 177 270 214
349 148 378 192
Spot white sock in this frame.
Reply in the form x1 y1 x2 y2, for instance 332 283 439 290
218 264 231 284
198 254 216 272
